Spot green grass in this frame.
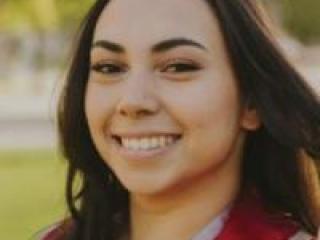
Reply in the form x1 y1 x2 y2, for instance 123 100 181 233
0 149 67 240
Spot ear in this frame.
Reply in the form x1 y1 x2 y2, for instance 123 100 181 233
240 104 261 131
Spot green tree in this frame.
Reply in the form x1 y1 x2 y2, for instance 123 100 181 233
0 0 319 42
0 0 93 32
281 0 320 43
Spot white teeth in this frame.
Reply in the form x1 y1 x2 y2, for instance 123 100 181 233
120 136 178 151
159 136 166 148
151 137 158 148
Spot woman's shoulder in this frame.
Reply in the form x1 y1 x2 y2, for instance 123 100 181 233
35 219 74 240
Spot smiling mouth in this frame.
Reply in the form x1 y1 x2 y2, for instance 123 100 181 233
111 134 182 151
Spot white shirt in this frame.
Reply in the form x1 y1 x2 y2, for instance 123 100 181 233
191 207 231 240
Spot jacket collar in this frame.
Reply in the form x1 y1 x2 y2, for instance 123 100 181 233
215 190 299 240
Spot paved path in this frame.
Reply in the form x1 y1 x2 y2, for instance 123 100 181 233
0 95 57 150
0 118 56 150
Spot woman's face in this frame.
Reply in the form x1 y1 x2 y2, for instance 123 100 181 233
85 0 259 194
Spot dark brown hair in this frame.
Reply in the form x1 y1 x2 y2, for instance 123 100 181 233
57 0 320 239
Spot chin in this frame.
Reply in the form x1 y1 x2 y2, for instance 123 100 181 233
117 173 174 196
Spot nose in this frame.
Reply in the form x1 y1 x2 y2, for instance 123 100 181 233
116 71 160 119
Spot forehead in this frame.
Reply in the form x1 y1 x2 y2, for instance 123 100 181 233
93 0 222 52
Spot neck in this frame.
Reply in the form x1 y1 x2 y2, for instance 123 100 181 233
129 162 241 240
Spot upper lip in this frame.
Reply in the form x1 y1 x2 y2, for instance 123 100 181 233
111 131 182 138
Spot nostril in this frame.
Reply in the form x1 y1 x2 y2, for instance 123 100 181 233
176 134 182 139
112 135 122 144
172 134 182 140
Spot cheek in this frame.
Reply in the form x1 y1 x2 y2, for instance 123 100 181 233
163 76 242 174
84 83 117 141
188 90 240 155
162 76 241 132
191 79 241 146
85 85 102 132
194 89 240 131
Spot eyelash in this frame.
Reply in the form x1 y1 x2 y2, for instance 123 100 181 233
90 62 126 75
90 60 202 76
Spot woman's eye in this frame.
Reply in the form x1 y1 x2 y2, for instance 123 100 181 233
161 62 201 73
91 63 126 75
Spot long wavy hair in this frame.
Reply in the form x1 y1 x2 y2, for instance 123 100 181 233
57 0 320 239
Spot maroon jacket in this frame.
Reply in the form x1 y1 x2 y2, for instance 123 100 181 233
39 192 314 240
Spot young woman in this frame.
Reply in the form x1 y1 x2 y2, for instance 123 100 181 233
39 0 320 239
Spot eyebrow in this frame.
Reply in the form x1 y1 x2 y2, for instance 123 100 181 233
91 37 208 54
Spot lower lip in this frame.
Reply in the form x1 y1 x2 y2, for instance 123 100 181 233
111 137 181 161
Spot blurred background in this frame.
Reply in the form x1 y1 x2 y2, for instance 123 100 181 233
0 0 319 239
